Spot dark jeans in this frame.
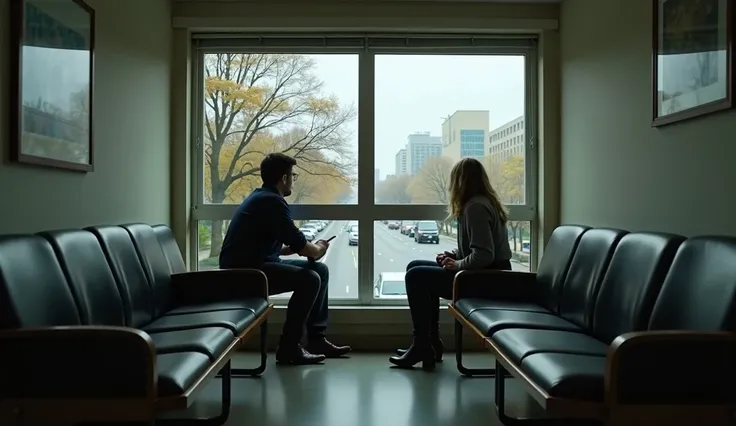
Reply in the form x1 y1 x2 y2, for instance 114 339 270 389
260 259 329 345
405 259 512 341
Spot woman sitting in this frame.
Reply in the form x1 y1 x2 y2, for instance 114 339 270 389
389 157 512 371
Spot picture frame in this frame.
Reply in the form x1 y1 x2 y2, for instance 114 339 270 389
652 0 733 127
9 0 95 172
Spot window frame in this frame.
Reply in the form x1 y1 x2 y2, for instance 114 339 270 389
190 34 539 306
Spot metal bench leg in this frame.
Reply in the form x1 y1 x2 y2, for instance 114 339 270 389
156 361 232 426
495 360 601 426
455 319 496 377
230 319 268 378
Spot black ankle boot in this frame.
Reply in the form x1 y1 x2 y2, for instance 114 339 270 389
389 341 436 371
395 337 444 361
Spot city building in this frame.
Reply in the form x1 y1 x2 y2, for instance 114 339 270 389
488 116 525 164
374 168 380 185
394 148 407 175
441 110 490 162
405 132 442 175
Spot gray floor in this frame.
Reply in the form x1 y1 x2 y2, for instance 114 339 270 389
167 352 547 426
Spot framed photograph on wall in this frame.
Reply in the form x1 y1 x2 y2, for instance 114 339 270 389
9 0 95 172
652 0 733 127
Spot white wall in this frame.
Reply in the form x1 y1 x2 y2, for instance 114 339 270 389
0 0 172 233
560 0 736 236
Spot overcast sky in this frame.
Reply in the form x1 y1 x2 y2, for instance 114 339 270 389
310 54 525 179
22 46 89 113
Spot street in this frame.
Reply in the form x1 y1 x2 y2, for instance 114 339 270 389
280 220 530 300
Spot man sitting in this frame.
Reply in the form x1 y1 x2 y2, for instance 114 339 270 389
219 153 351 365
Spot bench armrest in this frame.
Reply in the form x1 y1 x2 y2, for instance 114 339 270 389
607 331 736 404
171 269 269 305
0 326 156 399
452 270 537 302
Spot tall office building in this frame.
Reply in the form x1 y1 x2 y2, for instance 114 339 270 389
441 110 490 162
488 116 525 164
406 132 442 175
395 149 407 175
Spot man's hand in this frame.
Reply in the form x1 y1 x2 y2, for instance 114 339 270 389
441 257 458 271
436 253 446 265
314 239 330 259
444 250 458 260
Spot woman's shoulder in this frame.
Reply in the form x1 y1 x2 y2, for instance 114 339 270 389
463 196 492 214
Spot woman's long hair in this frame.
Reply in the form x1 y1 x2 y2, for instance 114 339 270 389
448 158 508 224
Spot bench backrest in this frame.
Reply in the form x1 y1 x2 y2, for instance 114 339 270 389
592 232 684 343
40 230 127 327
557 228 627 329
122 224 175 317
0 235 82 328
87 225 156 328
153 224 187 274
534 225 590 312
649 236 736 331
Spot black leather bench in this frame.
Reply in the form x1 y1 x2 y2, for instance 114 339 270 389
0 223 273 425
449 225 736 426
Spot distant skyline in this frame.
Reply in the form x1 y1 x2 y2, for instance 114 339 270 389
310 54 525 180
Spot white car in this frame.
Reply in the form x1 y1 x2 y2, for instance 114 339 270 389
311 221 325 231
299 228 316 241
348 224 358 245
301 224 319 235
374 272 406 299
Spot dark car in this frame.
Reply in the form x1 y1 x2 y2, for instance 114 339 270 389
414 221 440 244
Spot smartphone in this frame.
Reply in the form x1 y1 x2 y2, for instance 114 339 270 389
326 235 337 242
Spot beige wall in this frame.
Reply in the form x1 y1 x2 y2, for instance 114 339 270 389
560 0 736 236
0 0 173 233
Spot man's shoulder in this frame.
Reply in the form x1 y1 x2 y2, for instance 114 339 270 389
243 189 286 208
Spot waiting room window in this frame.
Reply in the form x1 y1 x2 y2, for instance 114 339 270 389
191 35 537 306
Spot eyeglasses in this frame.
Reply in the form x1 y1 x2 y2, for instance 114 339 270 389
291 173 299 182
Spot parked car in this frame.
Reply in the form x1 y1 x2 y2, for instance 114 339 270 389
374 272 407 299
300 228 316 241
401 222 414 235
415 220 440 244
348 224 359 246
388 221 400 230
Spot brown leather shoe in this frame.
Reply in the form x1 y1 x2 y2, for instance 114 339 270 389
276 344 326 365
306 338 352 358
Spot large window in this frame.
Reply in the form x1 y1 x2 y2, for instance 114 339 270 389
191 35 538 305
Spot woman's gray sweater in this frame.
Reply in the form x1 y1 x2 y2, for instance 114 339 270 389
455 195 512 270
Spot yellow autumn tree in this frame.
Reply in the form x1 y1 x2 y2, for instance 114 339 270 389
408 156 454 233
487 155 526 251
203 53 356 257
376 174 413 204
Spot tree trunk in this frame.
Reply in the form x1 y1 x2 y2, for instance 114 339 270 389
208 186 227 259
509 222 519 251
209 220 224 258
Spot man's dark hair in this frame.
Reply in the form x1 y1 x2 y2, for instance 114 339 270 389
260 153 297 186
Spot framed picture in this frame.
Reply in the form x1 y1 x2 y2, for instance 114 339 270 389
9 0 95 172
652 0 733 126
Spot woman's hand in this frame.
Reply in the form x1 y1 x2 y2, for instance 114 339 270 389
441 257 458 271
444 250 458 260
436 253 446 265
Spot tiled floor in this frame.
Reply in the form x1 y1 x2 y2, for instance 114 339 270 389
165 352 547 426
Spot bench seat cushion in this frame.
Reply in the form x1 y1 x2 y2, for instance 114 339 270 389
455 298 551 316
466 309 582 337
150 327 235 360
166 299 269 317
491 329 608 364
520 352 606 402
144 310 255 334
157 352 211 397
